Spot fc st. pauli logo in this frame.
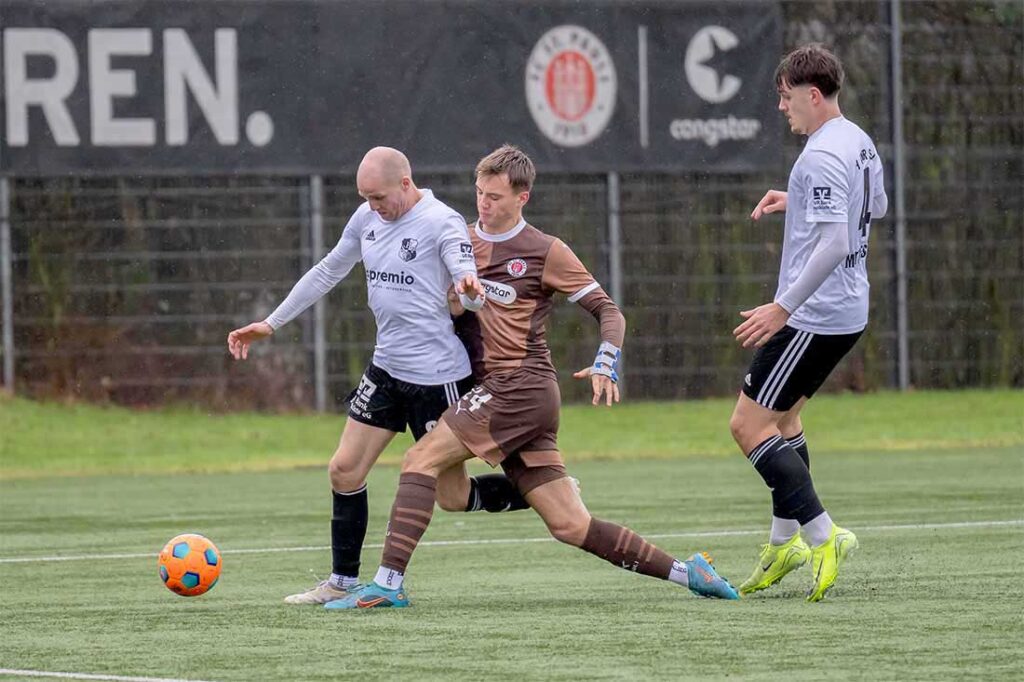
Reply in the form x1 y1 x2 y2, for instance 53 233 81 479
525 25 617 147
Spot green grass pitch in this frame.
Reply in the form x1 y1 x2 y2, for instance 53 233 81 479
1 391 1022 680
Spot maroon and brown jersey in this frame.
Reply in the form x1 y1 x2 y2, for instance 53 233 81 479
455 219 625 381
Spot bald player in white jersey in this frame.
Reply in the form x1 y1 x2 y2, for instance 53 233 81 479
728 45 888 602
227 147 528 605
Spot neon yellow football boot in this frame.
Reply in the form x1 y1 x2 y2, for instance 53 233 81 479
739 533 811 596
806 525 858 602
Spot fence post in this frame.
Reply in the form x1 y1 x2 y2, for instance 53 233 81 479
890 0 910 390
0 177 13 392
309 175 328 411
606 171 624 391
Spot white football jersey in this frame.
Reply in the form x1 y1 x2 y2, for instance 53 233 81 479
265 190 476 385
777 116 888 334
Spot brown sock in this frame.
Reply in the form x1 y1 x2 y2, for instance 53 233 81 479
580 518 676 580
380 472 437 573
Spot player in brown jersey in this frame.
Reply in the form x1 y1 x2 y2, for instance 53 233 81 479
326 145 738 609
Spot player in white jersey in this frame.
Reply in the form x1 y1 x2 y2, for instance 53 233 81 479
728 45 888 601
227 147 528 605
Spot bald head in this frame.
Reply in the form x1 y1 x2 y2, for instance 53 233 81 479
356 147 421 222
358 146 412 186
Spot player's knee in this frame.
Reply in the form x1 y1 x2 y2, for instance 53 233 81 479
400 441 441 477
546 515 591 547
328 452 365 492
728 410 748 444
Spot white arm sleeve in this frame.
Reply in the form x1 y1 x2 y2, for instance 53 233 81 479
775 221 849 314
441 215 483 311
872 161 889 219
264 217 363 330
439 215 478 283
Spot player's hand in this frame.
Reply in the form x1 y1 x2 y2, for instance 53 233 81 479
751 190 788 220
733 303 790 349
573 366 620 407
446 285 465 316
227 321 273 360
455 273 482 301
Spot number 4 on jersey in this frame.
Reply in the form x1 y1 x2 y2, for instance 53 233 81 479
458 387 493 414
858 166 872 237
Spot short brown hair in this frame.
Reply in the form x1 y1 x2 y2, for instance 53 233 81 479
476 144 536 192
774 44 844 98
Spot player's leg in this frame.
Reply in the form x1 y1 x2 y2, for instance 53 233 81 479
324 418 474 609
283 417 395 604
285 365 405 604
411 377 527 514
521 471 737 599
778 401 810 469
730 393 814 595
732 328 861 599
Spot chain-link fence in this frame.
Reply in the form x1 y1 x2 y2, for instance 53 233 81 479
3 0 1021 409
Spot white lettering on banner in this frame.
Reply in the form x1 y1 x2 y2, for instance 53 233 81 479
669 26 764 149
3 29 81 146
2 27 272 147
89 29 156 146
669 116 761 147
165 28 239 145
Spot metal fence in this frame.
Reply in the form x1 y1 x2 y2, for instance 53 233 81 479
2 0 1022 410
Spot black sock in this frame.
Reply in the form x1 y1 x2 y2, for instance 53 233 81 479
465 474 529 513
331 485 368 577
747 435 824 524
786 431 810 470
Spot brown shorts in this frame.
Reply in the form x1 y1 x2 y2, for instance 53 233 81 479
443 369 564 475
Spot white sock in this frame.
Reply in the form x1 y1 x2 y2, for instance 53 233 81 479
667 560 689 587
374 565 404 590
328 573 358 589
802 511 834 547
770 516 801 545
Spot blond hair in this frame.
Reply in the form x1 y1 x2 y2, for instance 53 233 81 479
475 144 536 192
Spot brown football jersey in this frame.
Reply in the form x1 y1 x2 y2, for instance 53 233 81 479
455 220 625 381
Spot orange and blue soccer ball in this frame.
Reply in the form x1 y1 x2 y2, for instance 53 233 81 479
158 533 222 597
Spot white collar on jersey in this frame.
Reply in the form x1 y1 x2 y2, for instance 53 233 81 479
808 115 846 142
474 217 527 242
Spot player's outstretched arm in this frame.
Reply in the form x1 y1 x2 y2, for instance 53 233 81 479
227 321 273 360
750 190 787 220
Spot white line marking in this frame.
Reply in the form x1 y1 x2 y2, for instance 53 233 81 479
0 669 216 682
0 519 1019 565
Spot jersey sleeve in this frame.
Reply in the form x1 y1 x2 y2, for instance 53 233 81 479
871 155 888 219
438 215 478 283
541 238 598 298
542 238 625 347
264 209 363 330
803 149 851 225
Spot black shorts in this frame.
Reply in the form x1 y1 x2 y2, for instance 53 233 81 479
742 325 862 412
345 364 475 440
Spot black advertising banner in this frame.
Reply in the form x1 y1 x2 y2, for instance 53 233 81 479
0 0 782 175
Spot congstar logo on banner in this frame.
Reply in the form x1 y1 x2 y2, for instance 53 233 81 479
670 25 762 148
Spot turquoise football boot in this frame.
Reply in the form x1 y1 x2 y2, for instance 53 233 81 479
684 552 740 600
324 581 411 610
